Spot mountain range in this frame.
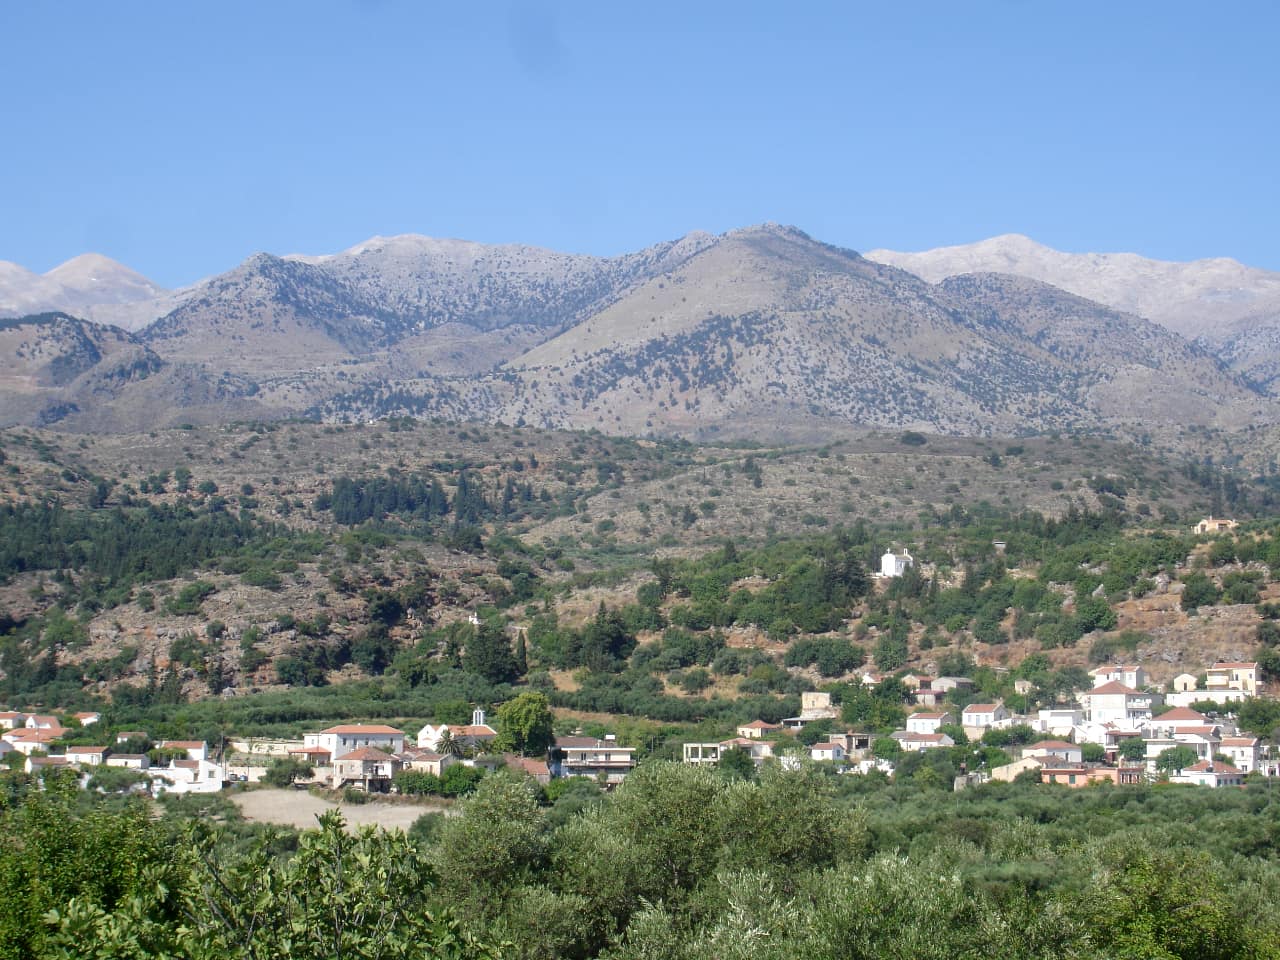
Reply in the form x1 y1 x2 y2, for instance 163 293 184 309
2 226 1278 442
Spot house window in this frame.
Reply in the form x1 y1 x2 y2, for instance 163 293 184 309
1068 775 1077 784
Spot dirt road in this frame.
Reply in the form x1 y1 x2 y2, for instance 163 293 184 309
231 788 451 832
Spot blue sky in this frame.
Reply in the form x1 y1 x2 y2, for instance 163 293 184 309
2 2 1277 286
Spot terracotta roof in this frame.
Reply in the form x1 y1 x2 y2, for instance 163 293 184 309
740 720 782 729
1159 708 1206 721
398 749 446 761
1221 737 1259 746
173 759 200 769
1174 726 1221 737
719 737 757 748
1089 681 1139 695
810 742 842 752
66 746 108 754
159 740 205 749
1210 662 1258 670
504 754 550 777
962 703 1000 714
909 711 951 720
1028 741 1079 751
900 732 946 742
320 724 404 736
1183 760 1240 774
73 712 100 720
338 746 394 761
289 746 331 756
448 724 497 737
28 756 69 766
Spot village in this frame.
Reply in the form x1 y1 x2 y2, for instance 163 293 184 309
1 652 1271 799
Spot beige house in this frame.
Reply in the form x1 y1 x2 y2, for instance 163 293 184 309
65 745 110 766
333 746 398 791
1171 673 1198 693
1194 517 1238 535
1205 662 1260 696
396 748 457 778
991 756 1043 782
735 720 783 739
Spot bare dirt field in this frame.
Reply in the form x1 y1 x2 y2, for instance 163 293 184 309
231 788 452 832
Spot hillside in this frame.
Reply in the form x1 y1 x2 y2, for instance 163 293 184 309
0 420 1276 714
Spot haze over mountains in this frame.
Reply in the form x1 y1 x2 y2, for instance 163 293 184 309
2 226 1279 441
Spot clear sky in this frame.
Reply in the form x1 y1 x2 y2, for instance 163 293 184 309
2 2 1277 286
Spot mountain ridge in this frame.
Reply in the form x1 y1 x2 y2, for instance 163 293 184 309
3 225 1279 442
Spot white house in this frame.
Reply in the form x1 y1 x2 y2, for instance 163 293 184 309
961 702 1008 730
1089 665 1147 690
1171 726 1223 762
158 740 209 762
719 737 776 764
149 758 225 795
65 745 110 767
1022 740 1083 764
1146 707 1210 734
550 735 636 785
880 549 914 578
304 724 406 763
892 731 955 753
1219 736 1261 774
107 754 150 770
1082 681 1156 727
906 711 954 735
809 741 846 763
1037 707 1084 737
1169 759 1244 788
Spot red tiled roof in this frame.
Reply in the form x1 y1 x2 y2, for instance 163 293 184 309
159 740 205 750
1184 760 1240 774
1090 681 1139 695
909 712 951 720
1221 737 1259 746
1028 741 1079 751
448 724 497 737
1210 662 1257 669
320 725 404 736
1174 726 1221 737
963 703 1000 714
338 746 394 761
740 720 782 729
1159 708 1206 721
810 742 842 751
